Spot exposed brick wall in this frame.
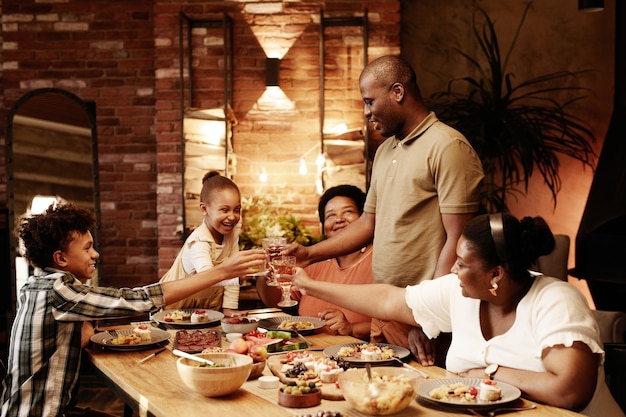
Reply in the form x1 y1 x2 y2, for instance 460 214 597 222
153 1 400 278
0 0 400 287
1 0 158 288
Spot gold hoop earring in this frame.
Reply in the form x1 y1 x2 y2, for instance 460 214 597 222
489 282 498 297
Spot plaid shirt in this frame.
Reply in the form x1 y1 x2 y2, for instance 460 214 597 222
1 269 165 417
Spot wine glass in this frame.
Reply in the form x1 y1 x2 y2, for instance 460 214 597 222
262 237 288 286
271 255 298 308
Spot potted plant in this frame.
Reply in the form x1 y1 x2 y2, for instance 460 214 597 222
427 2 596 212
239 194 320 250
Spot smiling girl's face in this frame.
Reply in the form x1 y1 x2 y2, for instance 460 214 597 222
200 187 241 244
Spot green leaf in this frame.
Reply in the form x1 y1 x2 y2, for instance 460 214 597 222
426 1 596 212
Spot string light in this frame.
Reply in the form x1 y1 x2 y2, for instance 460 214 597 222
232 143 330 195
299 158 308 175
315 153 326 168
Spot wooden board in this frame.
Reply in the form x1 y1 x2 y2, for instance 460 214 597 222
267 353 344 401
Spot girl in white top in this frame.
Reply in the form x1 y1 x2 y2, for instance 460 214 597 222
292 213 624 417
160 171 247 315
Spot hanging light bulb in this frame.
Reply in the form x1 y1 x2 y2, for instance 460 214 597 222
315 153 326 168
299 158 308 175
259 167 267 183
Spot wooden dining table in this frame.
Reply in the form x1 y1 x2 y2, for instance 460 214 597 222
85 309 583 417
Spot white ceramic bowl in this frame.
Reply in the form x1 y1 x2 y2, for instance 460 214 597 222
225 332 243 342
220 317 260 334
338 367 422 415
176 352 253 397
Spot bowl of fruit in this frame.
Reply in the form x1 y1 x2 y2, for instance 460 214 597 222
221 316 260 334
226 335 268 380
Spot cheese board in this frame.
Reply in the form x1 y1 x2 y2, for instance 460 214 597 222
266 351 345 400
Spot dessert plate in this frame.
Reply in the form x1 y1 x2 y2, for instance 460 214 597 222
152 308 223 329
323 342 410 366
417 377 521 409
91 328 170 351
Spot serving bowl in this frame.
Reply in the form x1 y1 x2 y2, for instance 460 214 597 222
176 352 253 397
338 367 422 415
248 360 266 380
220 317 260 334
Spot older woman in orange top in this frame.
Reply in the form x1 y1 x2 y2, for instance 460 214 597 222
296 185 373 340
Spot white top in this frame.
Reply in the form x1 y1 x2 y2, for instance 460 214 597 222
405 273 624 417
160 221 240 309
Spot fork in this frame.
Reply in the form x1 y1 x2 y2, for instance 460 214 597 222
467 404 537 417
292 328 313 347
390 356 429 378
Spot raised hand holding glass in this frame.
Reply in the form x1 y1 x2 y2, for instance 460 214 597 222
262 237 288 286
272 255 297 307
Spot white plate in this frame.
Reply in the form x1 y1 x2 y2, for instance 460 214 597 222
417 377 521 409
258 316 325 334
152 308 224 328
91 328 171 351
323 342 410 366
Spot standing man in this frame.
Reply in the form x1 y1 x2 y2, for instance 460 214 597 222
286 55 484 365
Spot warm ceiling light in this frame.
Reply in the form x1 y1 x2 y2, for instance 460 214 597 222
578 0 604 12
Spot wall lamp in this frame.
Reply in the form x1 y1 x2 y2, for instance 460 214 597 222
266 58 280 86
578 0 604 12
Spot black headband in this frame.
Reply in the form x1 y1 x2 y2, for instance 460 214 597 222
489 213 508 267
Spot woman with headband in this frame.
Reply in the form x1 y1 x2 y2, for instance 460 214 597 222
291 213 623 417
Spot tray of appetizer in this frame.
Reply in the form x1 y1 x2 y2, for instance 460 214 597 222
173 329 222 353
267 351 346 400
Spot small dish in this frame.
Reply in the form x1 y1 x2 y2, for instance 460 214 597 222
220 317 260 334
225 332 243 342
258 375 279 389
278 384 322 408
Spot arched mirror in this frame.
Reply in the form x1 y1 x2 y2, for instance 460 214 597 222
5 88 100 315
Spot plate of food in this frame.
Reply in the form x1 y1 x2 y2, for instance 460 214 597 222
173 329 222 353
323 342 410 366
267 351 346 400
417 377 521 409
91 326 171 351
243 329 309 355
258 316 325 334
151 308 224 328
